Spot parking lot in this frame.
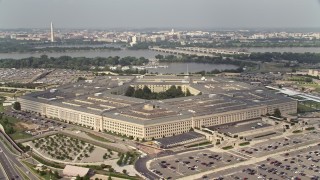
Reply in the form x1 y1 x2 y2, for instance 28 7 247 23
7 110 67 135
149 150 245 179
234 131 320 158
198 144 320 180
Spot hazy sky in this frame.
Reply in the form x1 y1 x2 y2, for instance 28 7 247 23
0 0 320 29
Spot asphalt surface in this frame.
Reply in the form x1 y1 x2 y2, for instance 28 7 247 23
0 147 20 180
0 165 6 180
0 137 38 180
134 145 215 179
0 168 6 180
135 156 161 180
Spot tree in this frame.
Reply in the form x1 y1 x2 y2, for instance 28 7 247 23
13 102 21 110
155 54 164 60
142 86 152 94
125 86 135 97
186 88 192 96
54 171 60 178
5 126 15 134
273 108 281 118
108 176 112 180
189 127 194 132
122 169 127 174
305 77 312 83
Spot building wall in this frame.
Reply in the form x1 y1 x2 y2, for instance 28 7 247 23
192 106 268 129
18 97 297 140
308 69 320 77
267 101 297 115
144 119 193 139
18 98 46 115
134 84 200 94
102 117 144 139
18 98 101 130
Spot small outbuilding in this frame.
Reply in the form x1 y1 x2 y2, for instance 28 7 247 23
63 165 90 177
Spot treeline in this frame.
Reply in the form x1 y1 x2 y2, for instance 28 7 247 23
0 82 38 89
125 85 192 100
155 54 255 67
0 55 149 71
29 46 121 53
194 67 244 76
242 52 320 64
0 39 121 53
128 42 181 50
156 52 320 65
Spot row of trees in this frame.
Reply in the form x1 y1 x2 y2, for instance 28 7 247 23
238 52 320 64
0 39 120 53
194 67 244 76
155 54 255 67
0 55 149 70
156 52 320 65
1 82 39 89
125 85 192 100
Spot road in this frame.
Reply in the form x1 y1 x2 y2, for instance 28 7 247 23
0 138 39 180
0 147 20 180
135 156 161 180
0 165 6 180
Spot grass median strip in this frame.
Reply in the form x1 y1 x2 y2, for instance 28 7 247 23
13 164 30 180
86 132 113 143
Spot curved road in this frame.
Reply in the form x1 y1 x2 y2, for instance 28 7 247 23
134 146 214 180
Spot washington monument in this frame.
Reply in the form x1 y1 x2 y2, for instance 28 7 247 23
50 22 54 42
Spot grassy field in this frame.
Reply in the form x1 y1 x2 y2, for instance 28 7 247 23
0 96 4 112
297 83 320 93
0 96 32 140
185 141 211 148
297 102 317 113
0 113 33 140
251 62 292 73
10 131 33 140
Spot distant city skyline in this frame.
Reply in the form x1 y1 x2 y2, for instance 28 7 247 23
0 0 320 29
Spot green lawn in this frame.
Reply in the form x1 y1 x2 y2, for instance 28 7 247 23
10 131 33 140
0 96 4 112
297 103 315 113
239 142 250 146
185 141 211 148
254 62 292 73
0 114 33 140
297 101 320 113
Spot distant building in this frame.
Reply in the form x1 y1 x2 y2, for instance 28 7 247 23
308 69 320 77
130 35 139 46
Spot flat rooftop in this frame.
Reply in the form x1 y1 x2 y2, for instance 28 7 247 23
20 75 296 125
208 119 272 135
155 131 205 147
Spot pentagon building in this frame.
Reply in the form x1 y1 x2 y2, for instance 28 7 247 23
18 75 297 140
